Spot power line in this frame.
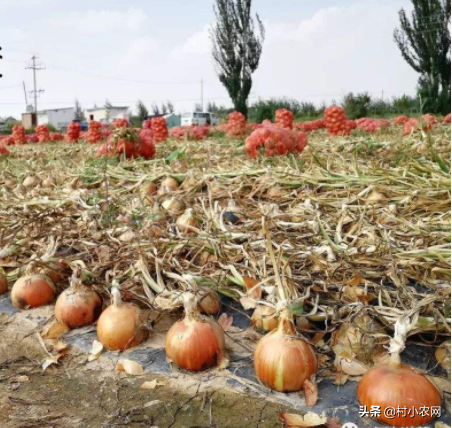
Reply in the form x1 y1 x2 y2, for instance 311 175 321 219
25 55 45 113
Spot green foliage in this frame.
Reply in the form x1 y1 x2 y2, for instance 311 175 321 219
247 98 322 123
74 99 86 121
394 0 451 115
342 92 372 119
136 100 149 122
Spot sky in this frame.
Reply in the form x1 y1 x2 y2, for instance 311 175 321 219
0 0 419 119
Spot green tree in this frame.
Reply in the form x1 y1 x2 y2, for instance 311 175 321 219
136 100 149 122
151 104 160 115
342 92 372 119
74 99 86 121
104 99 113 123
210 0 265 117
394 0 451 114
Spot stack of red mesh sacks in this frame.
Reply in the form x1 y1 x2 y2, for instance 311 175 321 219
227 112 247 138
36 125 50 143
444 113 451 124
275 109 294 129
324 106 350 136
149 117 168 143
394 115 410 125
245 122 308 158
295 119 325 132
421 114 438 131
356 118 390 133
0 139 9 157
113 118 128 129
12 125 27 145
27 134 39 143
96 128 155 160
170 126 209 141
65 121 81 143
87 121 103 144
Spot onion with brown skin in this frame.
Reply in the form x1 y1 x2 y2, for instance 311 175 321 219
0 270 8 295
254 309 317 392
251 305 279 332
198 289 221 315
357 314 442 427
55 272 103 329
11 265 55 309
243 276 262 299
165 293 225 371
176 208 197 233
97 284 148 351
158 177 179 195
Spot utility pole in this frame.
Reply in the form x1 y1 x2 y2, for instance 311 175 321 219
26 55 45 114
200 78 204 111
23 81 28 107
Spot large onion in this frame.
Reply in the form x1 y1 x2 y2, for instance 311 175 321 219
55 274 103 329
357 315 442 427
251 305 279 332
97 285 147 351
254 309 317 392
158 176 179 195
165 293 225 371
11 270 55 309
0 271 8 295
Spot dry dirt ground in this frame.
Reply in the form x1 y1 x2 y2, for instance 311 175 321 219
0 313 288 428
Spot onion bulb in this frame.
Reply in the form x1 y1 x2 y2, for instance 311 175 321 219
198 289 221 315
165 293 225 371
0 271 8 295
97 284 147 351
251 305 278 332
11 269 55 309
162 197 185 215
158 176 179 195
243 276 262 299
254 309 317 392
176 208 197 233
357 315 441 427
181 175 198 190
267 185 285 198
23 175 40 188
55 274 103 329
139 182 157 202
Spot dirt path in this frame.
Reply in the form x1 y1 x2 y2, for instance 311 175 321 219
0 314 286 428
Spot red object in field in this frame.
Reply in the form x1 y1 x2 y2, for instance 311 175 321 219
150 117 168 143
422 113 438 125
245 123 308 158
50 132 64 142
12 125 27 145
403 118 419 136
27 134 39 143
36 125 50 143
347 120 357 131
324 106 350 136
296 119 325 132
138 130 156 159
143 119 152 130
356 118 390 133
87 121 103 144
394 115 410 125
1 136 15 146
227 111 247 138
113 118 128 129
65 121 81 143
444 113 451 123
275 109 294 130
170 125 209 141
0 142 9 156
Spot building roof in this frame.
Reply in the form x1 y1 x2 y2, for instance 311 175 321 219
85 106 129 112
37 107 74 114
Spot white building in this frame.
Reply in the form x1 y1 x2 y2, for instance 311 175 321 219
37 107 75 129
85 106 129 123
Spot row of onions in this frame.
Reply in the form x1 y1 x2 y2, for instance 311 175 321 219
0 235 444 428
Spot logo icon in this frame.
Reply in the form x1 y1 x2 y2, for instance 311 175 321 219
341 424 358 428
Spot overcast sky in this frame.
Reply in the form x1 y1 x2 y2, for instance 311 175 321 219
0 0 418 119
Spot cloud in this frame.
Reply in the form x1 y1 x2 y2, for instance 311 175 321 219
171 24 211 58
49 8 148 33
119 36 160 68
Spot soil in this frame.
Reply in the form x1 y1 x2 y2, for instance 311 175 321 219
0 313 287 428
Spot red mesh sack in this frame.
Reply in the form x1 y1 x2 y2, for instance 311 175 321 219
87 121 103 144
324 106 349 136
347 120 357 131
150 117 168 143
0 142 9 157
444 113 451 123
403 118 419 136
36 125 50 143
245 123 308 158
143 119 152 130
394 115 409 125
27 134 39 143
227 112 247 138
275 109 294 129
113 118 128 129
138 130 156 160
65 121 81 143
12 125 27 145
296 119 325 132
50 132 64 142
170 125 209 141
422 114 438 126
